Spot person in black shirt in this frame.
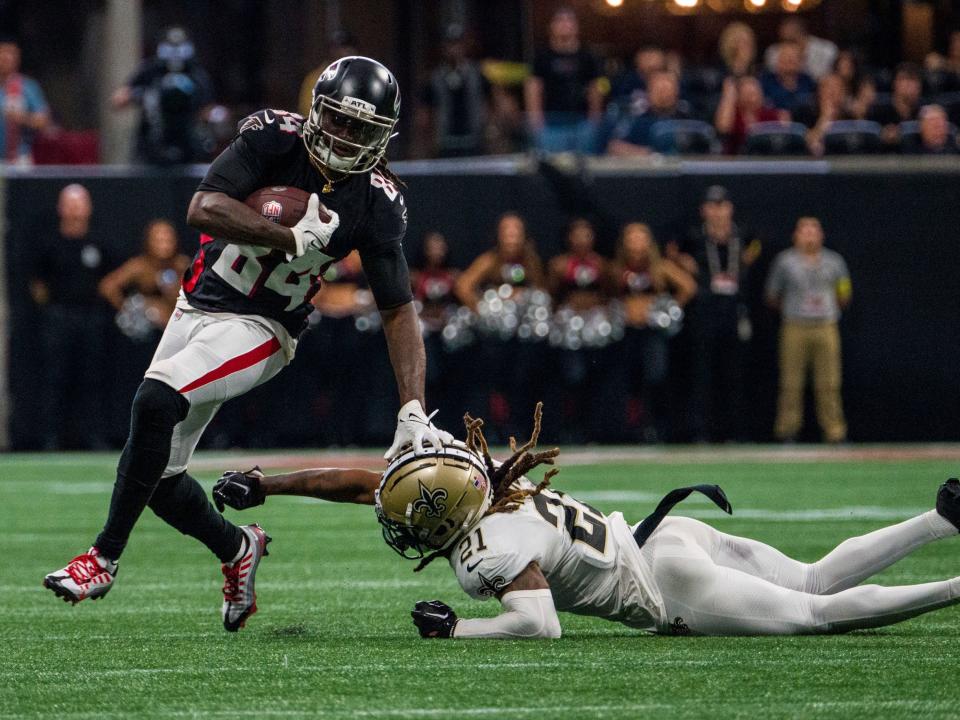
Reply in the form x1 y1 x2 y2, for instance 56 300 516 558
418 24 488 158
868 63 923 148
44 57 453 632
30 184 111 450
675 186 760 442
524 7 603 153
111 27 213 165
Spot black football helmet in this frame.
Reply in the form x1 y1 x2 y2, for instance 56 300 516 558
303 56 400 174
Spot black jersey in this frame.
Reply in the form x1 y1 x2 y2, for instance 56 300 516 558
185 108 412 336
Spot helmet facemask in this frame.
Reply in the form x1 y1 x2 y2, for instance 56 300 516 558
303 94 397 174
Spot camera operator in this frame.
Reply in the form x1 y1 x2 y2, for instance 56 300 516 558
111 26 212 165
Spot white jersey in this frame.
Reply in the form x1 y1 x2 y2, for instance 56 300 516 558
449 486 665 630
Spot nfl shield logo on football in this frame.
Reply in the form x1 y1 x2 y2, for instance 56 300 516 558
261 200 283 223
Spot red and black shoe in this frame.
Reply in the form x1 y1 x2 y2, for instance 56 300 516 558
43 547 118 604
221 524 271 632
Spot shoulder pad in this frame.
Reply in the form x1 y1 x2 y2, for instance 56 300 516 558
236 109 305 153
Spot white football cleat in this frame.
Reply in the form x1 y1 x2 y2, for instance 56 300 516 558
43 547 118 604
221 524 271 632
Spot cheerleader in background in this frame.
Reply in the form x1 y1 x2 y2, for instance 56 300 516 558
605 223 696 442
454 213 547 441
546 218 612 442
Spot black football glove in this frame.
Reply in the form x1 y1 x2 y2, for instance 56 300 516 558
212 466 266 512
411 600 458 639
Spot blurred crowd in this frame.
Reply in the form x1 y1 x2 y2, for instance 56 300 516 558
516 8 960 157
28 181 851 449
7 8 960 165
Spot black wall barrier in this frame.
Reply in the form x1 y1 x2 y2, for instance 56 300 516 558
6 158 960 448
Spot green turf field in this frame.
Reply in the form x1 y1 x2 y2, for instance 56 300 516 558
3 450 960 719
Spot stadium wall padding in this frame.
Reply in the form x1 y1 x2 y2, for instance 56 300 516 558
5 162 960 447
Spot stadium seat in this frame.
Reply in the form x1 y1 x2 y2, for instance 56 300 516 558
742 122 809 156
822 120 883 155
649 119 718 155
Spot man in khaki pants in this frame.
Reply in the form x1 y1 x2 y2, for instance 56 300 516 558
765 217 851 442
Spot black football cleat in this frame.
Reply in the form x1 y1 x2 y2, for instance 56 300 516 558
935 478 960 531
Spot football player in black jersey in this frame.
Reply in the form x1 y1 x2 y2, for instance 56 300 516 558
43 56 453 631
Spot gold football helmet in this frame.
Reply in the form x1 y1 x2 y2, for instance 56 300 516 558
376 443 491 559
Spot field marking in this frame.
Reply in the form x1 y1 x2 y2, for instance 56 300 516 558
1 699 955 720
5 444 960 477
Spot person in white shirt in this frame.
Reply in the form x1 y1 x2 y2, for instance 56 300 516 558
764 17 838 81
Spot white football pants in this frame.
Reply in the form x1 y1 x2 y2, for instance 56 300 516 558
144 305 291 477
643 512 959 635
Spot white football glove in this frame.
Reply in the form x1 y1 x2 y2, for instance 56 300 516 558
290 193 339 257
384 399 455 460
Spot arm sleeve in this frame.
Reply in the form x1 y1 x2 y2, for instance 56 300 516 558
360 180 413 310
361 241 414 310
453 589 561 639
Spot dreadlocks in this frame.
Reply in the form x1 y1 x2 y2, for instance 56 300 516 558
412 402 560 573
374 157 406 188
470 402 560 515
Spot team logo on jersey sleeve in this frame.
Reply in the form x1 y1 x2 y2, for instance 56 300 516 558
412 481 447 518
477 572 507 598
239 114 265 133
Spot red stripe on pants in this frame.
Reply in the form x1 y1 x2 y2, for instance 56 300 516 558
178 337 282 394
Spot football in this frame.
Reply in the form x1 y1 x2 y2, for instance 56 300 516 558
243 186 312 227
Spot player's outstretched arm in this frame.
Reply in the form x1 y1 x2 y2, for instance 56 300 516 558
188 191 299 254
411 562 562 640
212 467 381 511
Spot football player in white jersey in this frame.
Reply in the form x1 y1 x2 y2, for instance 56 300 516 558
214 404 960 637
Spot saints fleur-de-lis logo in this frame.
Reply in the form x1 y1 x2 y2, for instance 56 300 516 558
477 572 506 598
412 480 447 518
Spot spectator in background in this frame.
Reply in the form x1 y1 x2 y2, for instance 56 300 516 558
0 37 49 165
718 22 757 79
794 73 855 155
833 50 876 120
910 104 958 155
30 185 110 449
607 71 688 156
678 186 760 443
525 6 604 153
605 222 696 442
761 41 816 113
869 63 923 147
714 75 784 154
765 217 851 444
417 25 488 158
610 45 667 114
764 17 838 80
112 26 213 165
924 29 960 90
298 30 358 117
98 219 190 339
